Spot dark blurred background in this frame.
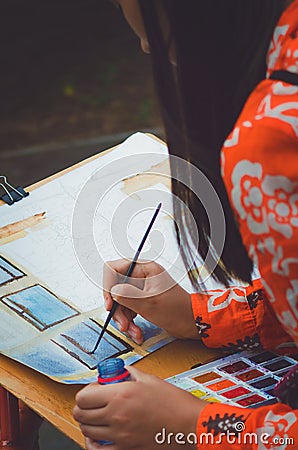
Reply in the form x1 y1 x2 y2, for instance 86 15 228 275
0 0 163 188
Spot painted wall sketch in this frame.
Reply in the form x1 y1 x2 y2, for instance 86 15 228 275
53 319 133 370
2 284 79 331
0 255 25 286
0 134 184 384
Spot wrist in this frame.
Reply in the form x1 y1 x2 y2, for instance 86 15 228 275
174 292 200 340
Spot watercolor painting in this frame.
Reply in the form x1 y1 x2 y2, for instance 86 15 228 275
132 316 163 341
53 319 132 370
1 284 79 331
0 255 25 286
0 251 170 382
0 134 181 383
0 212 46 246
10 340 93 380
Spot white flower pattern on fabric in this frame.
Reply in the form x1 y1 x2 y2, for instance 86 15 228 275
232 160 298 337
231 160 298 238
273 82 298 96
221 80 298 160
207 288 247 313
263 175 298 238
248 238 298 335
255 93 298 138
266 24 289 74
256 237 298 278
256 411 296 450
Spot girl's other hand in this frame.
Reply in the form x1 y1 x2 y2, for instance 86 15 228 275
73 366 205 450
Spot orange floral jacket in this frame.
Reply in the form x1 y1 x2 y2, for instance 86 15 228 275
193 2 298 447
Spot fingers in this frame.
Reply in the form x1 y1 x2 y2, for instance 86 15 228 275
112 305 135 332
103 262 122 310
108 304 143 344
110 283 153 344
75 384 111 410
127 321 144 345
125 366 149 382
111 283 150 315
113 307 144 344
103 261 146 308
74 390 115 445
73 404 108 426
74 390 114 444
102 259 165 345
79 424 111 442
102 261 139 340
103 259 164 307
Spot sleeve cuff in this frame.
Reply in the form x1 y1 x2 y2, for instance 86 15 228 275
196 401 297 449
191 291 258 350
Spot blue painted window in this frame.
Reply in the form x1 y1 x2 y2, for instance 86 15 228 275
53 319 132 369
0 256 25 286
1 284 78 331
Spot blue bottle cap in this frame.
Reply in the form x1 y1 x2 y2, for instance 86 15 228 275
97 358 125 378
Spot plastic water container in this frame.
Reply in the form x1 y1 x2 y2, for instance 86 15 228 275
97 358 131 446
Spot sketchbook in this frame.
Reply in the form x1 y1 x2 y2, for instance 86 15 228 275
0 133 201 384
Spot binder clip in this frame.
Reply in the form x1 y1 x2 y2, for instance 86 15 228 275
0 176 29 206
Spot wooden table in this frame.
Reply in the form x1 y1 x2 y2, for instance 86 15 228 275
0 139 222 449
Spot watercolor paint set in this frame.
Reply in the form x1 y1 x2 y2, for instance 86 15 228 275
166 350 298 408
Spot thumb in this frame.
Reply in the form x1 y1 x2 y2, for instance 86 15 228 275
125 366 151 382
110 283 149 314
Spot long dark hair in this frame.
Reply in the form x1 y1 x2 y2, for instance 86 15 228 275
139 0 286 287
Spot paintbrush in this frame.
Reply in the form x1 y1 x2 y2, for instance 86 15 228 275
90 202 162 354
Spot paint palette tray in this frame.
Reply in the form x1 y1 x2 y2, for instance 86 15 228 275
166 350 298 408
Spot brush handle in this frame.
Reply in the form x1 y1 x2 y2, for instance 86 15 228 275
90 203 162 353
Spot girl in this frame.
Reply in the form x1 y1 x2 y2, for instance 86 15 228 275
73 1 298 448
